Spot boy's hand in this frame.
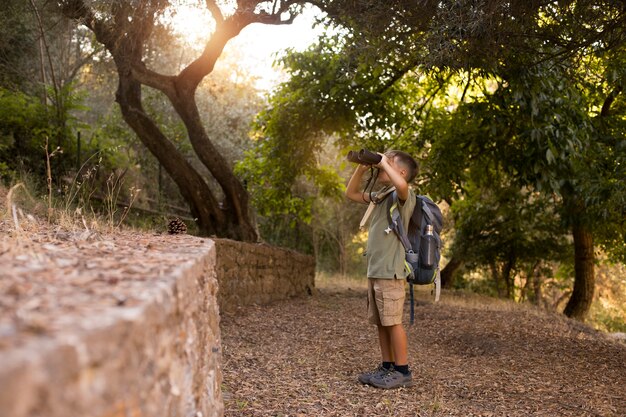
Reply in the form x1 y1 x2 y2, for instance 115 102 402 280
375 153 390 170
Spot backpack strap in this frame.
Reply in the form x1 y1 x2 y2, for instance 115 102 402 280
388 192 421 284
359 186 396 229
387 191 412 253
359 202 376 230
409 283 415 325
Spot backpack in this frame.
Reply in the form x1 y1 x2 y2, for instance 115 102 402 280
387 192 443 324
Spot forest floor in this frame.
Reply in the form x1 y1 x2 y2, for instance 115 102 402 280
221 278 626 417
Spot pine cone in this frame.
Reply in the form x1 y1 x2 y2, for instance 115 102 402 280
167 217 187 235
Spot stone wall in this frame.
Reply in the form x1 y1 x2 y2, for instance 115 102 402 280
0 234 315 417
213 239 316 313
0 235 223 417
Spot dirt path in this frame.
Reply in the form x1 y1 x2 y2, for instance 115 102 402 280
220 285 626 416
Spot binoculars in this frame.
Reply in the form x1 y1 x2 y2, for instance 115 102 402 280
346 149 382 165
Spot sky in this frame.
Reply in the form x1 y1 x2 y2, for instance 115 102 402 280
169 4 325 91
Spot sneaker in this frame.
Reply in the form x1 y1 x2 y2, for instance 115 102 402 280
358 365 392 385
370 369 414 389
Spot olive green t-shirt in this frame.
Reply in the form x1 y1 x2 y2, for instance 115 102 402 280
366 188 416 279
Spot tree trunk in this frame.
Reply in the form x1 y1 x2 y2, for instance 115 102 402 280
440 256 463 288
169 86 257 241
114 71 226 237
529 261 546 308
503 252 515 299
563 222 595 321
490 262 506 297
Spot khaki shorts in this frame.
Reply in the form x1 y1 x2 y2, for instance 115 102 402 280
368 278 406 326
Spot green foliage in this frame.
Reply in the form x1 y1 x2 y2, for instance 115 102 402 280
0 88 50 179
236 42 355 219
580 52 626 263
0 0 37 90
237 140 344 223
452 186 570 270
579 124 626 263
428 57 626 265
450 182 571 298
428 63 594 197
591 306 626 333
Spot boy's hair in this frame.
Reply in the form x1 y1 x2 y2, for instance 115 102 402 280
386 150 419 183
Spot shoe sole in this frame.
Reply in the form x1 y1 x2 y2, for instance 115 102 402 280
358 377 371 385
358 375 380 385
358 370 389 385
370 379 414 389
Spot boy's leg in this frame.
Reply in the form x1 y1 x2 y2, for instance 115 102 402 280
369 279 392 361
388 323 408 366
377 324 408 367
377 325 394 363
368 279 413 389
359 280 396 385
370 323 413 388
370 281 408 362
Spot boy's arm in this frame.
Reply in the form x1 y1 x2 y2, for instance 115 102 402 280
345 164 371 203
377 154 409 202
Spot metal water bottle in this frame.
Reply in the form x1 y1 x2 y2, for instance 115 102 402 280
421 224 436 269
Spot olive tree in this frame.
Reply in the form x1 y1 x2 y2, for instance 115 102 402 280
58 0 312 241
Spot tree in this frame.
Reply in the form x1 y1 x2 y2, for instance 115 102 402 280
0 0 38 90
242 0 626 320
57 0 312 241
425 86 576 299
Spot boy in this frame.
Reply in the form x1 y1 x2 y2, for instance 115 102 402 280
345 150 418 389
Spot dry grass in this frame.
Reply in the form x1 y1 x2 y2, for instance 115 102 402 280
316 273 532 313
0 179 150 247
315 272 368 292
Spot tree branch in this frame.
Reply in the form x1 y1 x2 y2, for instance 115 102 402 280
66 48 100 82
260 0 302 24
59 0 117 50
206 0 224 26
178 0 305 89
256 11 297 25
131 65 177 96
600 86 623 117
